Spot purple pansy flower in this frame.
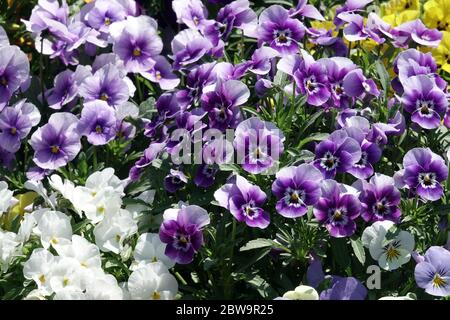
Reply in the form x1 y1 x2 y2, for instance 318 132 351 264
201 79 249 131
400 75 448 129
214 175 269 229
392 19 442 48
0 100 40 153
171 29 213 70
46 65 90 110
140 56 180 90
234 117 285 174
400 148 448 201
320 276 368 300
159 204 210 264
313 180 361 237
164 169 188 193
247 46 279 75
293 50 330 106
79 64 131 107
415 246 450 297
84 0 127 33
272 164 323 218
334 0 373 27
354 174 402 223
366 12 393 43
172 0 209 31
22 0 69 35
110 15 163 73
320 57 357 109
257 5 306 55
313 129 362 179
29 112 81 170
0 146 14 169
129 142 165 181
194 164 219 189
343 69 380 98
0 45 30 110
289 0 325 20
77 100 117 146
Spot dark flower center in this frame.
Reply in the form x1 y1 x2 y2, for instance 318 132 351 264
104 17 111 26
0 76 7 86
9 127 17 135
305 79 316 92
175 233 190 250
242 201 259 219
193 16 200 26
419 172 436 187
50 145 60 154
333 209 344 221
321 152 339 170
274 29 291 45
285 188 304 206
172 176 182 185
95 125 103 133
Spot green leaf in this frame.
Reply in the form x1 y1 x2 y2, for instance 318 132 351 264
350 239 366 265
375 60 390 94
240 238 275 251
246 274 278 299
139 97 156 118
331 238 351 270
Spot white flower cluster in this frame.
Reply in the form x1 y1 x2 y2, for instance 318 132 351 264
0 169 178 300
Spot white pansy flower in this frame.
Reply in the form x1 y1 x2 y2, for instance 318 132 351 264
54 235 102 270
362 220 415 271
93 209 138 254
53 288 86 300
73 188 122 224
85 272 123 300
132 233 174 269
127 262 178 300
48 257 84 294
24 180 57 209
23 248 56 295
0 181 13 217
0 229 21 272
37 210 72 249
282 285 319 300
23 289 47 300
85 168 125 196
48 175 78 214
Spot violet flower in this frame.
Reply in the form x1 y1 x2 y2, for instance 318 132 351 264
271 164 323 218
415 246 450 297
171 29 212 70
343 69 380 98
320 277 367 300
257 5 306 55
400 75 448 129
392 19 442 48
289 0 325 21
140 56 180 90
354 174 402 223
400 148 448 201
234 117 285 174
313 129 362 179
164 169 188 193
46 65 90 110
110 15 163 73
313 180 361 237
201 79 249 131
79 64 131 107
29 113 81 170
159 204 210 264
0 45 30 110
77 100 117 146
0 100 41 153
293 50 330 106
172 0 209 31
214 175 270 229
84 0 127 34
194 164 219 189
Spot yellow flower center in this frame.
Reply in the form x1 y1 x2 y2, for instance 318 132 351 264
133 48 141 57
63 278 69 287
50 145 60 154
385 246 401 261
104 17 111 26
100 93 109 101
432 274 447 288
152 291 161 300
1 77 7 86
10 127 17 135
155 71 162 80
38 274 46 284
95 125 103 133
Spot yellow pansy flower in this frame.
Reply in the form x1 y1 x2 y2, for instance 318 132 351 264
431 31 450 73
382 0 420 16
382 10 419 27
423 0 450 31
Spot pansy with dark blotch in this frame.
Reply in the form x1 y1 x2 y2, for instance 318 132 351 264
272 164 323 218
415 246 450 297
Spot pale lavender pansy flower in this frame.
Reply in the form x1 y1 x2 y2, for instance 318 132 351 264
110 15 163 73
29 113 81 170
77 100 117 146
415 246 450 297
140 56 180 90
392 19 442 48
171 29 213 70
172 0 209 31
289 0 325 20
84 0 127 33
